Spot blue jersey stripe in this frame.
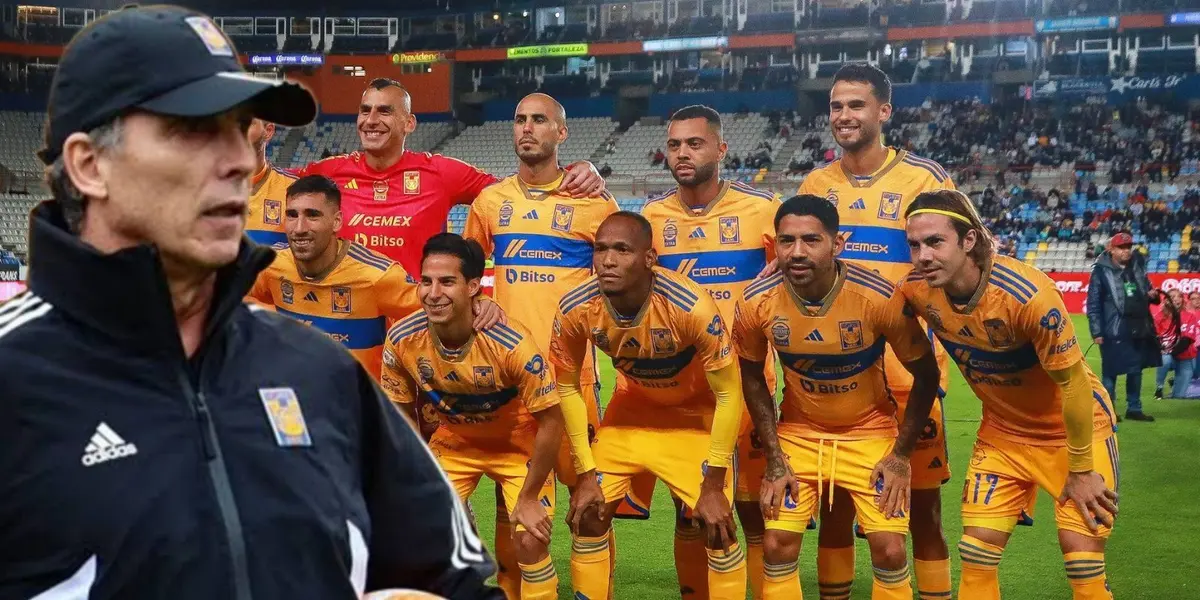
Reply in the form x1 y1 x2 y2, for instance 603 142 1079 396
491 323 524 345
560 281 600 306
482 327 519 350
992 263 1038 297
425 387 520 416
730 182 776 201
846 274 895 299
839 225 910 264
658 248 768 285
494 233 593 269
776 337 887 380
846 264 897 290
654 274 700 303
940 339 1040 374
246 229 287 246
347 245 391 271
906 153 950 179
652 281 697 310
745 272 783 299
989 274 1032 304
652 286 695 312
561 287 601 314
388 315 429 344
276 308 386 350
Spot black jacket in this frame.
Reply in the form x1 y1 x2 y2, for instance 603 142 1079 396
1086 249 1161 373
0 201 502 600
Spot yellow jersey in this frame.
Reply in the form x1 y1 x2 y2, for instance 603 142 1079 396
549 267 733 431
642 180 780 318
381 313 559 445
248 241 419 379
245 163 295 247
800 147 953 395
897 255 1118 446
463 172 618 390
733 260 932 440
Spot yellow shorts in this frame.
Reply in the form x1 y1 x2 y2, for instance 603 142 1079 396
766 433 910 536
594 425 734 512
734 428 768 503
429 430 542 529
892 390 951 490
961 433 1119 539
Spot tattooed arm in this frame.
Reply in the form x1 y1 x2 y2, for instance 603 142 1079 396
740 357 795 521
871 351 940 518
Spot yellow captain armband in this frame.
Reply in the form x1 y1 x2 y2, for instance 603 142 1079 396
703 361 745 469
1047 361 1095 473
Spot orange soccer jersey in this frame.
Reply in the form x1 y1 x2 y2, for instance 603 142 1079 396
248 241 419 379
381 313 559 444
733 261 932 440
244 164 294 247
898 255 1118 445
549 267 733 431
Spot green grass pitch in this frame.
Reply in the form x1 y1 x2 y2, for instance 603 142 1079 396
467 315 1200 598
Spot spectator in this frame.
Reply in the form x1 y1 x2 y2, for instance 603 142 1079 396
1087 232 1161 422
1153 289 1197 400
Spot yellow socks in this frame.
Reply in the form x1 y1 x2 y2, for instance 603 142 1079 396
871 563 912 599
1065 552 1112 600
674 522 709 598
571 533 611 600
494 515 520 600
914 558 952 599
606 528 617 600
706 542 747 600
517 555 558 600
762 560 801 599
817 545 855 600
745 532 765 600
958 535 1003 600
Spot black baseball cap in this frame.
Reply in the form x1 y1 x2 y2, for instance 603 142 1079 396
39 4 317 164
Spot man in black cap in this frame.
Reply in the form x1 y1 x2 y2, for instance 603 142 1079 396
0 5 502 599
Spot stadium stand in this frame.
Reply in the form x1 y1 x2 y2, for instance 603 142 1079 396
282 119 454 167
0 110 43 174
436 116 616 178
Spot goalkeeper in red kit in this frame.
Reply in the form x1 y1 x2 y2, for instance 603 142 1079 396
297 78 606 275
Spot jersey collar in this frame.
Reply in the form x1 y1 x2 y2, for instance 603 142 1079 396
785 260 846 317
674 179 730 217
251 162 272 195
602 271 658 328
946 258 991 315
292 239 349 284
517 170 566 201
431 327 476 362
840 148 904 189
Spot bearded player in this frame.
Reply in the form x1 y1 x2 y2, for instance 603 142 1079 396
297 78 606 275
463 92 617 599
640 105 780 599
796 64 955 600
900 189 1119 600
245 118 294 246
735 195 940 599
550 212 747 600
248 175 504 379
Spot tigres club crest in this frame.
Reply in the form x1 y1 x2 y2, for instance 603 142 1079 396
663 222 678 248
280 279 294 304
925 306 945 331
499 202 514 227
983 319 1015 348
331 286 352 314
719 216 740 245
650 328 676 355
825 187 839 207
473 366 496 389
263 199 281 225
552 204 575 233
416 357 435 383
838 320 864 350
373 179 389 201
592 327 611 352
403 171 420 195
878 191 903 221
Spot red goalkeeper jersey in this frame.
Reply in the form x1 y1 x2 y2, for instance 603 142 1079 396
298 150 498 274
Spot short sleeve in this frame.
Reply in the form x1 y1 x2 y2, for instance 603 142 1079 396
463 198 495 257
375 264 421 320
548 307 588 375
689 296 734 372
512 340 559 413
437 155 500 206
379 344 416 405
247 271 273 305
732 297 769 363
797 173 820 196
1020 287 1084 371
875 291 933 365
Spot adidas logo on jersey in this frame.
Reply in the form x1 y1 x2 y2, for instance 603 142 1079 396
958 326 974 337
849 198 866 210
447 371 460 382
928 457 943 469
82 422 138 467
344 179 359 190
303 291 318 303
523 210 539 220
622 338 641 350
689 227 706 239
805 329 824 342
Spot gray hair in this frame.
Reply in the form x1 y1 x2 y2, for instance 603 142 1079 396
44 117 124 234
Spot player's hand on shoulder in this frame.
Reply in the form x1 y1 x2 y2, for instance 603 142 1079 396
471 297 507 330
870 452 912 519
1059 470 1118 533
559 161 606 198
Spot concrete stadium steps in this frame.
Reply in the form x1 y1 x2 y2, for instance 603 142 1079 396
438 117 616 178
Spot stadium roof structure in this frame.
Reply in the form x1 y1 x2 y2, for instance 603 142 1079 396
50 0 562 14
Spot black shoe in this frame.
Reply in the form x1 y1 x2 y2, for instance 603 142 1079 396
1125 411 1156 422
1155 387 1164 401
